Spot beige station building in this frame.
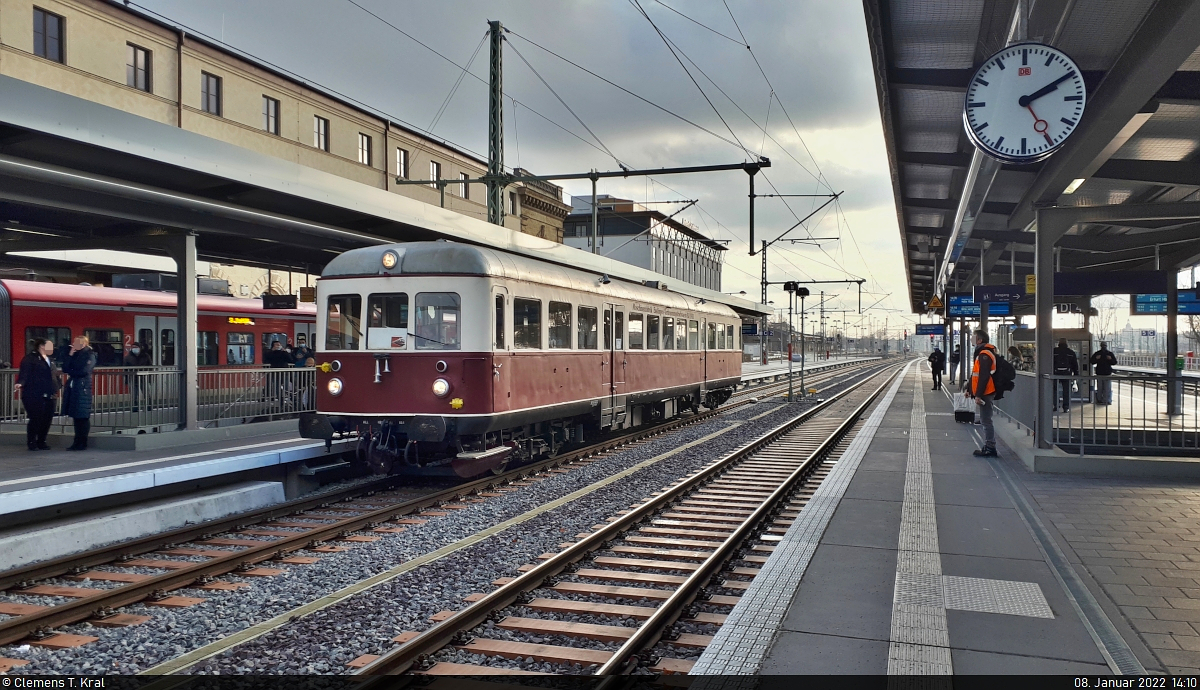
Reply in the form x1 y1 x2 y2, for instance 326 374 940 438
0 0 571 293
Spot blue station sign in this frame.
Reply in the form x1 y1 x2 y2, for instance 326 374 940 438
947 293 1012 317
1131 291 1200 315
972 284 1025 303
915 324 946 336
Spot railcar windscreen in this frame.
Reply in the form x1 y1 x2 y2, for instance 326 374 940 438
325 295 362 350
368 293 409 350
414 292 461 350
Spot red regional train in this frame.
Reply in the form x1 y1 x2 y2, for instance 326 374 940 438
0 280 316 368
299 241 746 478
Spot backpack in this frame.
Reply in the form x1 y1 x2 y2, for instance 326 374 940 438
1053 349 1072 374
990 351 1016 400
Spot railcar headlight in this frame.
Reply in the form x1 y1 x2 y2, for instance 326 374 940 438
327 378 344 396
381 250 399 269
432 378 451 398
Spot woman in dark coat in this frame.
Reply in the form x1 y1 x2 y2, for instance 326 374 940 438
15 337 60 450
62 335 97 451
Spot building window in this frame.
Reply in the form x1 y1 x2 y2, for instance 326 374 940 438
201 72 222 116
429 160 441 189
459 172 469 199
509 191 518 215
126 43 151 91
314 115 329 151
33 8 63 63
358 133 372 165
262 96 279 135
396 148 409 178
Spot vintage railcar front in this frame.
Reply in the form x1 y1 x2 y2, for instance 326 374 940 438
300 243 500 477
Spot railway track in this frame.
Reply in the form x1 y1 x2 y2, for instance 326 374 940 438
352 363 901 676
0 359 885 655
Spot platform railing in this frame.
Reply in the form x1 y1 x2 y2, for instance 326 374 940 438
1115 354 1200 371
1046 373 1199 452
0 366 316 431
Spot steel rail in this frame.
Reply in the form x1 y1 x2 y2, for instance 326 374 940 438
354 363 900 676
0 360 883 647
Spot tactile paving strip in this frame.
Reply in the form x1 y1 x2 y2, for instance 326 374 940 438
689 363 913 675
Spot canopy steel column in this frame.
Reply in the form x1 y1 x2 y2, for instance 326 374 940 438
1168 279 1181 414
486 20 505 227
173 233 199 430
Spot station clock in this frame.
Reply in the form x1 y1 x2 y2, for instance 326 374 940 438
963 42 1086 164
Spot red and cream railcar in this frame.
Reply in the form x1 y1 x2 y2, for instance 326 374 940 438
300 241 744 477
0 280 316 367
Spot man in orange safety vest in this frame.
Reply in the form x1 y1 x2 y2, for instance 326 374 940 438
966 328 998 457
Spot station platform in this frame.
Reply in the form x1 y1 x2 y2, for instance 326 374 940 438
739 356 879 384
693 362 1167 675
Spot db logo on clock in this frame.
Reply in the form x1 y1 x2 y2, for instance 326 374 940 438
1018 67 1032 76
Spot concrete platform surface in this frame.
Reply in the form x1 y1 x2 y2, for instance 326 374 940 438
692 363 1158 676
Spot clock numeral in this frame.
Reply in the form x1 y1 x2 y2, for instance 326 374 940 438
1064 95 1083 101
1061 117 1076 126
967 102 986 108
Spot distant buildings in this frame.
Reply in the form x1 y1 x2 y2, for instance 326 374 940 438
563 196 725 290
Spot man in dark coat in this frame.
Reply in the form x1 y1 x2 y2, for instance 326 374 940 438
264 340 292 369
16 337 60 450
949 345 961 384
1090 341 1118 405
1052 338 1080 412
291 335 313 368
62 335 97 451
927 346 946 390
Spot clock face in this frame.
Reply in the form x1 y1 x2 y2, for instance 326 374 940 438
963 42 1086 164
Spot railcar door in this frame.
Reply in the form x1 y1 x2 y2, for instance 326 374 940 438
602 304 627 428
133 316 156 364
492 286 509 414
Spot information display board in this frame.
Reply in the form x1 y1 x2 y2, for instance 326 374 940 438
915 324 946 336
947 293 1012 317
1131 291 1200 315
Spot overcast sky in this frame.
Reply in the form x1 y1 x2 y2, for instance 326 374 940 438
139 0 919 332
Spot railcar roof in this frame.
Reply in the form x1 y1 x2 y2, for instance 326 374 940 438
0 279 317 315
321 242 741 319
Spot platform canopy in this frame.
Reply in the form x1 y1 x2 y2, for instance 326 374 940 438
863 0 1200 313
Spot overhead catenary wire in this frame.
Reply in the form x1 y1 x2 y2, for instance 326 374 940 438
653 0 747 46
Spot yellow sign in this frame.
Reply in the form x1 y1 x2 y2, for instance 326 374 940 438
299 286 316 303
1025 274 1036 295
927 295 944 310
228 317 256 325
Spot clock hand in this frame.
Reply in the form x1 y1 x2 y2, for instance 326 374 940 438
1026 106 1054 146
1018 72 1074 107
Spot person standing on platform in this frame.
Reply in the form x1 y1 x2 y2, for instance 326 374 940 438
292 335 313 368
16 338 59 451
967 329 998 457
123 342 151 412
264 340 292 369
927 346 945 390
949 345 961 385
1053 338 1079 412
62 335 96 451
1090 341 1118 405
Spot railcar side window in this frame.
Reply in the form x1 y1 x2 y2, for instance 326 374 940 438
662 318 674 350
577 306 597 349
198 331 220 365
136 328 153 356
647 315 659 349
414 292 461 350
85 329 124 366
263 332 288 351
717 323 726 350
514 298 542 349
325 295 362 350
25 327 71 362
727 325 736 351
495 295 505 349
688 320 699 351
548 301 572 349
707 323 716 350
615 312 624 350
628 313 643 349
227 332 255 365
367 293 409 349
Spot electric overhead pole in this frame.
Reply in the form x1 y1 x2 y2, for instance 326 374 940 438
487 20 505 227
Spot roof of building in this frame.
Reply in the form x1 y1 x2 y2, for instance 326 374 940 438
864 0 1200 313
567 196 727 252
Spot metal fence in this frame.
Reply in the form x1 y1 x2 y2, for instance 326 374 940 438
992 370 1199 452
1115 354 1200 372
0 366 315 431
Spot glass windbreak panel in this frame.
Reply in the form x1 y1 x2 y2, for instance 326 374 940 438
647 316 659 349
707 323 717 349
688 320 699 350
325 295 362 350
662 318 674 350
624 314 643 348
615 312 624 350
514 298 541 349
198 331 219 365
414 292 461 350
495 295 505 349
577 306 598 349
548 301 572 349
226 332 255 365
603 309 612 350
368 292 409 349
